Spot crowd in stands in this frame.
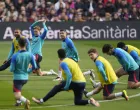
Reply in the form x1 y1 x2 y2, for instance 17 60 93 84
0 0 140 22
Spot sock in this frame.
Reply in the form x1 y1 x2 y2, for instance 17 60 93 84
42 71 53 75
57 71 62 78
88 100 90 104
83 70 91 76
16 100 21 103
86 90 96 97
40 99 44 103
20 96 26 103
115 92 123 97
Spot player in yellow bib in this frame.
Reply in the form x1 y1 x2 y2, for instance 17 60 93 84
84 48 128 101
0 29 30 72
32 49 100 107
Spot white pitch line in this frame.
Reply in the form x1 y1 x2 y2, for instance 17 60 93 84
0 93 140 110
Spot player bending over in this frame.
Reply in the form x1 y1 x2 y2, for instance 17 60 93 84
32 49 100 107
117 42 140 80
102 44 140 89
30 19 57 76
10 38 37 109
0 29 30 71
84 48 128 101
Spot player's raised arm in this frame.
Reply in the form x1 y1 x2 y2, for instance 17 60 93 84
7 43 15 60
40 19 48 40
95 61 108 82
60 62 72 90
25 38 31 52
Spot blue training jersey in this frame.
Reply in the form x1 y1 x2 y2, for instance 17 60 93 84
113 48 139 72
30 21 48 56
62 37 79 62
10 50 37 80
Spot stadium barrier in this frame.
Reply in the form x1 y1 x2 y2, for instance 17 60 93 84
0 21 140 40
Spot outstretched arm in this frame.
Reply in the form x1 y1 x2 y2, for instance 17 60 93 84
7 43 15 60
60 62 72 90
40 20 48 40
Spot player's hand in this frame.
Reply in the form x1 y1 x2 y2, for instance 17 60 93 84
104 77 108 82
3 60 8 64
63 86 69 91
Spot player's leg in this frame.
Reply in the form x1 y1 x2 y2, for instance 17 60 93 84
90 78 101 88
13 80 30 109
84 85 102 98
115 67 128 78
0 59 11 71
32 81 66 104
53 59 62 81
83 69 96 80
127 69 140 89
70 82 100 107
103 84 129 100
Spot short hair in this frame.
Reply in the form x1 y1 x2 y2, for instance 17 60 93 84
57 49 66 59
18 37 27 48
117 42 126 48
88 48 98 54
60 29 66 32
14 29 21 33
33 26 41 30
102 44 113 53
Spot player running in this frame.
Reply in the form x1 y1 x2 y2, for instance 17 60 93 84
10 38 37 109
32 49 100 107
84 48 128 101
30 19 57 76
117 42 140 80
54 30 95 81
102 44 140 89
0 29 30 71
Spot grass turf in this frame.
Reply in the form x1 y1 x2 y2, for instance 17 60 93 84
0 40 140 110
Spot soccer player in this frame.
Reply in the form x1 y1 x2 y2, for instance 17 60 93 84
32 49 100 107
10 37 37 109
84 48 128 100
117 42 140 80
0 29 30 71
30 19 57 76
102 44 140 89
54 30 95 81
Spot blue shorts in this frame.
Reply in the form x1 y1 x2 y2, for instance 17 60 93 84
103 84 115 96
128 69 139 83
13 80 27 92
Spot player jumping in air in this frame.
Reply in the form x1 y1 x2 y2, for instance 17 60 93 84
30 19 57 76
102 44 140 89
84 48 128 101
32 49 100 107
10 38 37 109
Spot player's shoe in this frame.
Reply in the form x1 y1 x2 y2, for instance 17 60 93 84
90 98 100 107
122 90 129 101
90 78 97 88
83 89 89 98
53 76 62 81
14 102 22 106
32 97 43 104
24 99 30 110
89 69 95 80
50 69 58 76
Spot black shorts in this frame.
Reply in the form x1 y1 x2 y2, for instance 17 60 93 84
128 69 139 83
103 84 115 96
13 80 27 92
34 54 42 69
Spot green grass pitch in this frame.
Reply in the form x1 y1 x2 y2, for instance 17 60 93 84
0 40 140 110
